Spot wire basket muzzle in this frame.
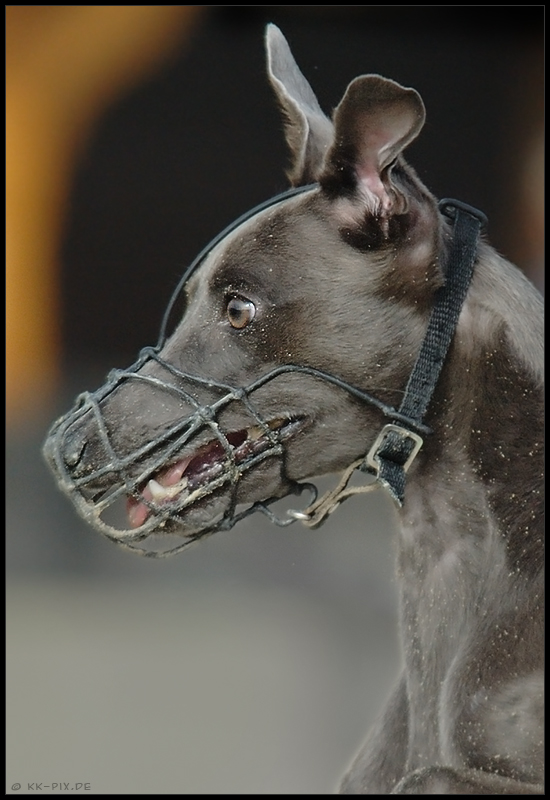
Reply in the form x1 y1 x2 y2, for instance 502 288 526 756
43 346 318 557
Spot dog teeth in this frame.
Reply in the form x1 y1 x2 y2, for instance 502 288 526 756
147 478 166 501
246 419 288 441
247 425 265 441
268 418 285 430
147 476 188 502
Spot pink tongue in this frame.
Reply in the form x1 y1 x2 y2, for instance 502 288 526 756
126 455 193 529
125 430 249 529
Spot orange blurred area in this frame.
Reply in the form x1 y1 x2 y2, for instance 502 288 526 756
6 5 201 426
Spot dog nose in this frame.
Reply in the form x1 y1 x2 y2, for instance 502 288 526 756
63 428 88 468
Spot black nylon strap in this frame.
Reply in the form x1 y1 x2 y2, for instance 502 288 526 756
369 200 487 505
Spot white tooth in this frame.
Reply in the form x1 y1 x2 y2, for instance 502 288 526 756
248 425 264 441
148 479 169 501
147 476 189 503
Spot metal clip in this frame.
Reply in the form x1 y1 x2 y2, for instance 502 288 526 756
366 424 423 475
286 458 378 529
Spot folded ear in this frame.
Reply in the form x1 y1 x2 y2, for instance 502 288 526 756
266 24 334 185
321 75 426 219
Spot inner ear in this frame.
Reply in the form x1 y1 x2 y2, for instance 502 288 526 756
323 75 426 215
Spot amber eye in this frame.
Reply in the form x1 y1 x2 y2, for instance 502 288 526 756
226 296 256 329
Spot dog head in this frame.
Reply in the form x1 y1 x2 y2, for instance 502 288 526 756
43 25 447 554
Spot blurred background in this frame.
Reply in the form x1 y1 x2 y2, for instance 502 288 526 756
7 6 543 794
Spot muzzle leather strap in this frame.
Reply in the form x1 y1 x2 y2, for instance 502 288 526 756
363 199 487 506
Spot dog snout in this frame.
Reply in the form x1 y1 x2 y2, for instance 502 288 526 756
51 404 112 484
62 425 89 469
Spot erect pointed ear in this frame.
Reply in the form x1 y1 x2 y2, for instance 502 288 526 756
321 75 426 219
266 24 334 186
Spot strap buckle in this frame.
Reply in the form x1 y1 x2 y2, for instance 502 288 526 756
366 424 424 475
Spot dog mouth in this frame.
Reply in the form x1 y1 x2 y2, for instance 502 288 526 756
125 416 306 529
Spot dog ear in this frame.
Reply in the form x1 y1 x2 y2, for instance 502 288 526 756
266 24 334 185
321 76 426 220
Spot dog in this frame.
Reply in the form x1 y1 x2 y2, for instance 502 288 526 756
44 25 543 794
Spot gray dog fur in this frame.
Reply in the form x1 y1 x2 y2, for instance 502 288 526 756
44 25 543 794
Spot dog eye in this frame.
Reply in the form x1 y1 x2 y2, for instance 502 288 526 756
226 296 256 329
